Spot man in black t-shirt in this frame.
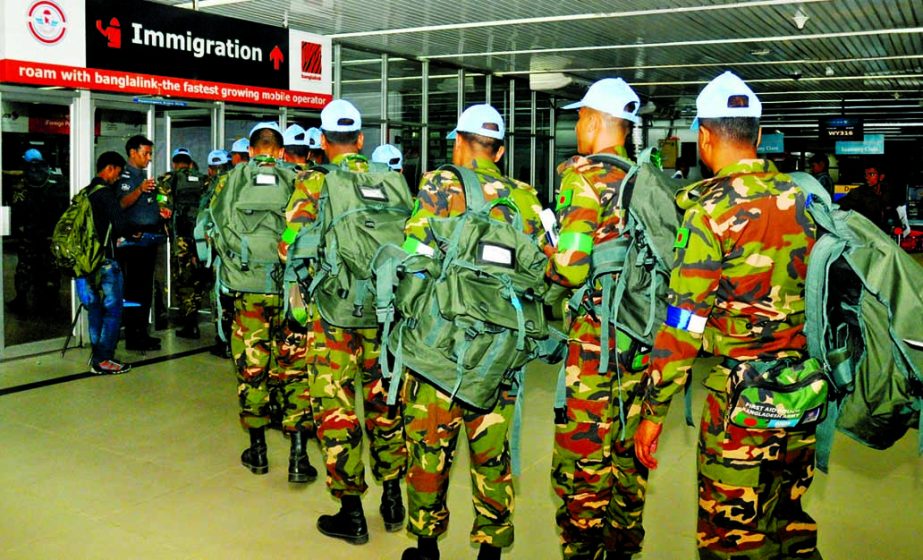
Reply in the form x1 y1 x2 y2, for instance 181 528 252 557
78 151 132 374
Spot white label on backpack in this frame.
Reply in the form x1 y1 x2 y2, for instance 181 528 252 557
256 174 277 185
188 176 199 182
359 186 387 201
480 244 513 266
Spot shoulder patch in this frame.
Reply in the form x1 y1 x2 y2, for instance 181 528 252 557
556 189 574 211
674 227 690 249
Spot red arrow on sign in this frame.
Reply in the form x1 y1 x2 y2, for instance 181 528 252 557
270 46 284 71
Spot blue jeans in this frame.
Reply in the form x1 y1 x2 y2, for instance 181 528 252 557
76 259 124 363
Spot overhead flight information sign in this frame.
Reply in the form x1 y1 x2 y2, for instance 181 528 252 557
0 0 332 109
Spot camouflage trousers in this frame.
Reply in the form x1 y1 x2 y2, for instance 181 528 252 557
552 313 649 559
403 373 517 548
171 236 208 319
307 310 406 498
231 293 313 433
697 389 821 560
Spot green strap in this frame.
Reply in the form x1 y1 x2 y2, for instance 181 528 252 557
212 257 227 343
439 164 486 213
352 278 370 316
804 234 849 388
240 237 249 270
591 236 629 274
599 274 614 374
790 171 835 232
385 325 406 407
503 278 527 351
815 399 839 473
683 376 695 427
510 368 524 477
554 360 567 409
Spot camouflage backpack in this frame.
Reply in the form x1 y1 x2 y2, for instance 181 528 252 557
170 167 206 238
51 182 109 277
285 160 413 328
792 172 923 471
381 164 550 411
208 160 295 294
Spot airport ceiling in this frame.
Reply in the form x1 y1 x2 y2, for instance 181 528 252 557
160 0 923 139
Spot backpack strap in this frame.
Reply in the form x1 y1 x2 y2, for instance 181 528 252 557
438 164 487 213
790 171 835 233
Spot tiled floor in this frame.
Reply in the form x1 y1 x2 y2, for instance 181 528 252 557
0 325 920 559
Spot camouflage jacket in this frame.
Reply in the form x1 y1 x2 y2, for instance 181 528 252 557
278 152 369 262
546 146 631 289
402 156 545 253
641 159 817 424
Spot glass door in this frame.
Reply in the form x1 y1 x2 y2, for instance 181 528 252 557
0 88 76 355
157 106 215 316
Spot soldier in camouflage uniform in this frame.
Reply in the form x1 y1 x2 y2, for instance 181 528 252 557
210 123 317 484
278 100 406 545
400 104 545 560
157 147 207 339
200 149 234 358
543 79 649 560
634 72 821 559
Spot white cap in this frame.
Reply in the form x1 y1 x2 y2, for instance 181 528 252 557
249 121 283 139
171 147 192 161
321 99 362 132
691 71 762 130
447 104 505 140
562 78 640 124
231 138 249 153
207 149 229 166
306 127 323 150
283 124 308 146
371 144 403 170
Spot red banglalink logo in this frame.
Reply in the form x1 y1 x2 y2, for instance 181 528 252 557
27 0 67 45
301 41 323 80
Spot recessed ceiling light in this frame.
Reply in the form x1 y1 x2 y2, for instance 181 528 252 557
750 48 771 56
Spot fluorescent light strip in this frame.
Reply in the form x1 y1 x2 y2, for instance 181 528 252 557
330 0 830 39
630 75 923 88
497 54 923 77
422 27 923 60
763 98 923 104
176 0 250 7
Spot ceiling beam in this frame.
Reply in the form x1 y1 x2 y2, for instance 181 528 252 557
421 27 923 60
330 0 831 39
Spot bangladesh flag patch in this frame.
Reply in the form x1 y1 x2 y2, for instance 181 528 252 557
674 227 690 249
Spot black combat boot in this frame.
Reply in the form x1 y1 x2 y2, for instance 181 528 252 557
240 427 268 475
287 429 318 483
317 495 369 545
401 536 440 560
380 478 405 532
477 543 501 560
176 315 200 339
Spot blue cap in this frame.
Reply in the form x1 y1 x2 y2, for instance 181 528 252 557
306 127 323 150
23 148 43 162
171 147 192 161
371 144 403 171
562 78 640 124
283 124 308 146
691 71 762 131
249 121 283 139
207 149 229 166
231 138 250 153
447 104 505 140
321 99 362 132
